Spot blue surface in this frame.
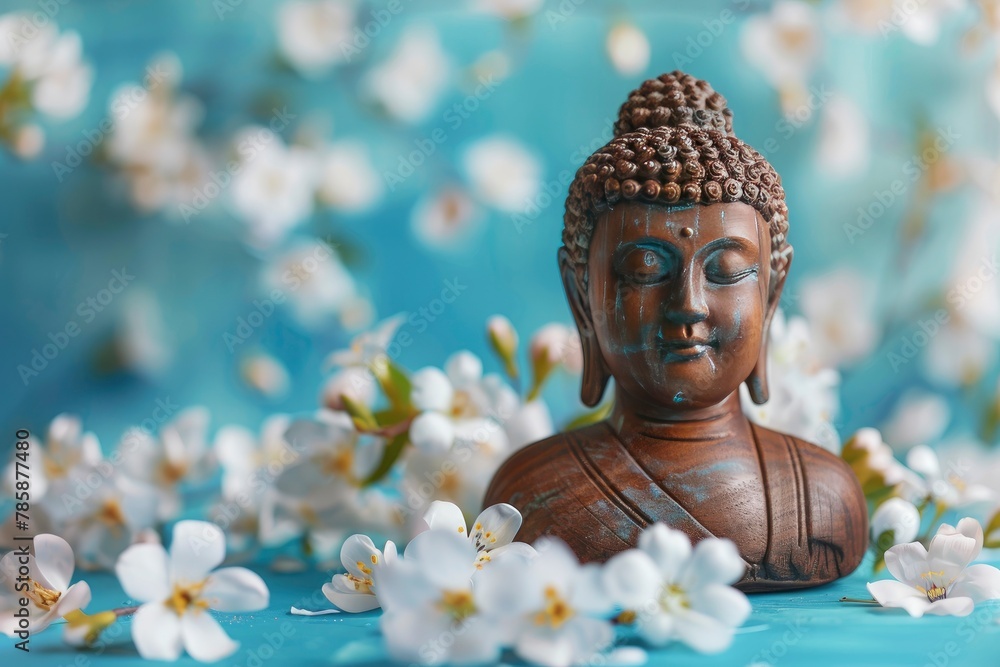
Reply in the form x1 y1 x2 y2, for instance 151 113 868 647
5 559 1000 666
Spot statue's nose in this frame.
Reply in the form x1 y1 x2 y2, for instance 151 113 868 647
662 270 708 325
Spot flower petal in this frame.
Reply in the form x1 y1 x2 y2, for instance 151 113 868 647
32 534 75 592
603 549 661 609
410 367 454 412
949 564 1000 602
689 583 751 629
516 626 576 667
924 596 975 617
672 609 736 653
906 444 941 479
170 521 226 584
374 561 437 613
471 503 522 551
935 518 985 558
485 541 536 566
49 580 91 621
323 577 381 613
639 523 692 582
679 538 746 589
445 351 483 388
409 412 455 455
116 543 171 603
202 567 269 611
403 529 477 589
181 610 239 662
928 532 980 583
340 534 381 579
531 538 581 598
573 563 614 616
380 609 453 664
421 500 467 535
637 611 676 646
131 603 183 661
884 541 930 588
867 579 933 617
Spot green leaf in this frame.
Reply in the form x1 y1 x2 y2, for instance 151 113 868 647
985 509 1000 549
378 359 413 413
341 394 378 432
563 400 614 431
361 432 409 487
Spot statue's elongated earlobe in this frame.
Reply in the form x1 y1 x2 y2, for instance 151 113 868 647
559 248 610 407
746 247 792 405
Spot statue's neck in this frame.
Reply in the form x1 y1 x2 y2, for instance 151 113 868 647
608 388 753 444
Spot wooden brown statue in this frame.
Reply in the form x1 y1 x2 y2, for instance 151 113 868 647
484 71 868 591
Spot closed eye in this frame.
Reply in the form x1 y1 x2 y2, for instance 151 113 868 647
614 243 676 285
704 248 758 285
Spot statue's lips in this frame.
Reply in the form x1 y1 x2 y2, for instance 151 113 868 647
657 338 715 362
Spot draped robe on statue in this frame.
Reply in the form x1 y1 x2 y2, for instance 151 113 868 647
483 411 868 592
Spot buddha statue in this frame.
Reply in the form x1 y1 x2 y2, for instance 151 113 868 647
484 71 868 591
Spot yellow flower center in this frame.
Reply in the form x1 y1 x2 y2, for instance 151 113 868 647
166 582 210 616
450 391 477 419
99 498 127 526
658 583 690 612
26 579 61 611
346 573 374 593
160 460 188 484
534 586 574 629
919 571 949 603
321 448 355 480
438 589 476 621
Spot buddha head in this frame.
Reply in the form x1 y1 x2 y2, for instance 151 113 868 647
560 71 793 413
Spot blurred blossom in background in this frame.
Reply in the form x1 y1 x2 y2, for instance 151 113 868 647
2 0 1000 562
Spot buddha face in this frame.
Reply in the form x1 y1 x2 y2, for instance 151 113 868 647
569 201 779 412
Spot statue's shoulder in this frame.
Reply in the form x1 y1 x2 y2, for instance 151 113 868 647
497 422 613 468
751 423 860 489
484 422 613 506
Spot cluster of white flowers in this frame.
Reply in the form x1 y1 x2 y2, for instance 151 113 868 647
227 129 382 249
103 53 211 214
322 501 751 666
0 521 269 661
740 309 843 451
246 315 567 560
0 12 93 158
0 408 211 569
843 427 1000 577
